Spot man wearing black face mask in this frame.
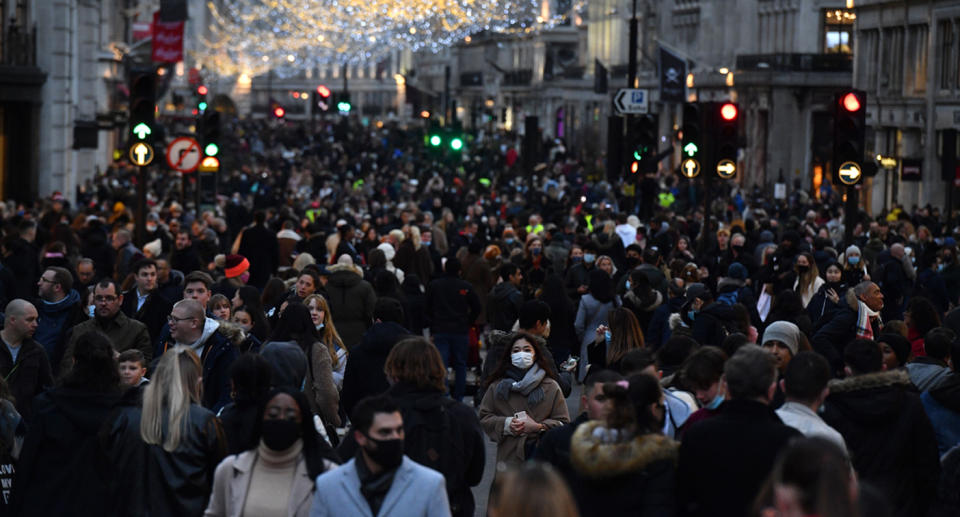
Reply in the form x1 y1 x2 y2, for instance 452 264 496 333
312 395 451 517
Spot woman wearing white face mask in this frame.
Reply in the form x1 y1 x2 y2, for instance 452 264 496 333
479 333 570 469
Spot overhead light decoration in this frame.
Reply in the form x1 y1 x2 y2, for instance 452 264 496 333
197 0 559 77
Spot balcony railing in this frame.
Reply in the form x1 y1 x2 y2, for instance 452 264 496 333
1 24 37 66
736 53 852 72
503 69 533 86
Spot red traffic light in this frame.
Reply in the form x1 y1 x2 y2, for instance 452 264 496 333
720 103 738 121
316 85 331 98
197 85 208 96
273 106 286 118
630 161 640 174
841 92 862 112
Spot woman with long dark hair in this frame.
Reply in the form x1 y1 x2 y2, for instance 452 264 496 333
479 332 570 468
233 285 271 340
267 303 340 427
12 331 122 515
587 307 645 375
217 353 274 454
205 387 338 517
574 269 621 381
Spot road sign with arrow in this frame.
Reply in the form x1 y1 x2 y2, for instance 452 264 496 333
681 158 701 178
129 142 154 166
165 137 202 173
716 159 736 178
614 89 649 114
837 161 862 185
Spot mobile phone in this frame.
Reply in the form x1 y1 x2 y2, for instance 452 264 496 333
514 411 527 420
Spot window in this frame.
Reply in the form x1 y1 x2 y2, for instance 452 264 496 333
881 27 905 94
906 24 928 94
940 20 954 91
859 29 880 89
824 9 855 54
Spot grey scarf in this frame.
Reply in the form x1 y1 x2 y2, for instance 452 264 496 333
496 364 546 407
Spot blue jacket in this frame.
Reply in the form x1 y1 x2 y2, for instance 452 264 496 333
310 456 450 517
34 289 84 369
158 320 238 413
921 375 960 455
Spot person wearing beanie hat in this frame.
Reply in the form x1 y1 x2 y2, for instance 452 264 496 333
224 254 250 279
210 254 250 300
762 321 801 374
877 333 911 369
841 244 869 287
727 262 748 281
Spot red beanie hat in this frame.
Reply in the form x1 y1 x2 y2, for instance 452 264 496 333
225 254 250 278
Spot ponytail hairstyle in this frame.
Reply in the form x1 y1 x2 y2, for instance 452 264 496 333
602 374 664 434
140 346 203 452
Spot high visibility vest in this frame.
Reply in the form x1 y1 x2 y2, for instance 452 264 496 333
658 192 675 208
525 223 544 235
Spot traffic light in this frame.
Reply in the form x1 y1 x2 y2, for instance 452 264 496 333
336 92 352 113
128 68 156 144
197 85 208 112
198 111 221 157
713 102 739 178
426 123 443 149
833 89 866 185
628 114 658 174
312 85 331 115
270 99 286 119
681 103 702 162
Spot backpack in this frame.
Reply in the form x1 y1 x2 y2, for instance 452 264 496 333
716 289 739 306
397 393 464 505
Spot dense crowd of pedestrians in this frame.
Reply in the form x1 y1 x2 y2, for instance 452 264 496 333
0 117 957 516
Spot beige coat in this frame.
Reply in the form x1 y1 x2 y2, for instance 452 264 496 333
204 449 336 517
478 377 570 467
305 341 340 427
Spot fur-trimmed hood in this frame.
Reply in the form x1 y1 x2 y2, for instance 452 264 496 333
216 320 247 345
327 262 363 276
668 312 687 331
828 369 912 394
570 421 678 478
825 369 914 426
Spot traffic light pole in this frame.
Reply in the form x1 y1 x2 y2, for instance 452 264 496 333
844 186 858 246
136 165 147 247
628 0 638 89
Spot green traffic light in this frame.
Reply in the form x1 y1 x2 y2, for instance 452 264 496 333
429 135 442 147
450 137 464 151
204 143 220 157
198 101 208 111
633 150 642 160
337 101 351 112
131 123 152 140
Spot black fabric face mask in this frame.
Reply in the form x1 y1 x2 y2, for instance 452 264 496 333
363 436 404 470
261 419 301 451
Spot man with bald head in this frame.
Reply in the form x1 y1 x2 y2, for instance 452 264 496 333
163 298 237 411
875 241 915 321
0 299 53 420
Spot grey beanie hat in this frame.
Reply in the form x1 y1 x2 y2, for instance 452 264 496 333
761 321 800 356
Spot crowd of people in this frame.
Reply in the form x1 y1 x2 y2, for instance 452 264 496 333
0 116 957 516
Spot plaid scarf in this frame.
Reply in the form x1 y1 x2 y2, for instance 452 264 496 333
855 300 882 340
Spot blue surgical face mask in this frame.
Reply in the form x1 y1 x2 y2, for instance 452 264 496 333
531 248 541 256
939 263 946 272
505 238 515 244
848 256 860 265
604 330 612 343
571 256 583 264
705 394 725 410
584 253 596 264
687 310 697 321
625 280 631 290
421 240 431 247
88 305 95 318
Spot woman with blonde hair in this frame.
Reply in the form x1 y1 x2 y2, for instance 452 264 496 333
793 252 824 308
104 346 227 516
304 293 348 390
488 462 580 517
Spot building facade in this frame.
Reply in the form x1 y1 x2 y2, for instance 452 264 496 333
854 0 960 212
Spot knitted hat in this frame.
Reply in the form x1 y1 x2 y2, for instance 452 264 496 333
727 262 748 280
845 244 861 258
876 333 911 367
224 254 250 278
761 321 800 356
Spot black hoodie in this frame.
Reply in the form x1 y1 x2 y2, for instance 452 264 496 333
822 370 941 517
11 387 121 515
486 281 522 332
339 322 412 417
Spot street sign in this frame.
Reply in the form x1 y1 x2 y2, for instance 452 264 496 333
165 137 202 173
614 89 649 114
129 142 154 166
681 158 701 178
838 161 862 185
717 159 736 178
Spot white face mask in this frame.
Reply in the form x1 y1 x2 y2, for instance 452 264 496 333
511 351 535 369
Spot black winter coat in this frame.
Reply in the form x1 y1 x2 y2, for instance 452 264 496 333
569 420 678 517
677 399 801 517
339 322 412 417
533 413 589 489
325 265 377 350
690 302 737 348
121 289 173 346
486 282 523 332
811 290 882 375
103 399 227 517
237 224 279 289
822 370 941 517
0 338 53 422
425 274 481 335
10 387 121 516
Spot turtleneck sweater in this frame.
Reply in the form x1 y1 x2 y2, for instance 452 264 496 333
242 439 303 517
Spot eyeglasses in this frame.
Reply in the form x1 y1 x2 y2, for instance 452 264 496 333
95 295 118 303
167 315 197 324
38 277 56 284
